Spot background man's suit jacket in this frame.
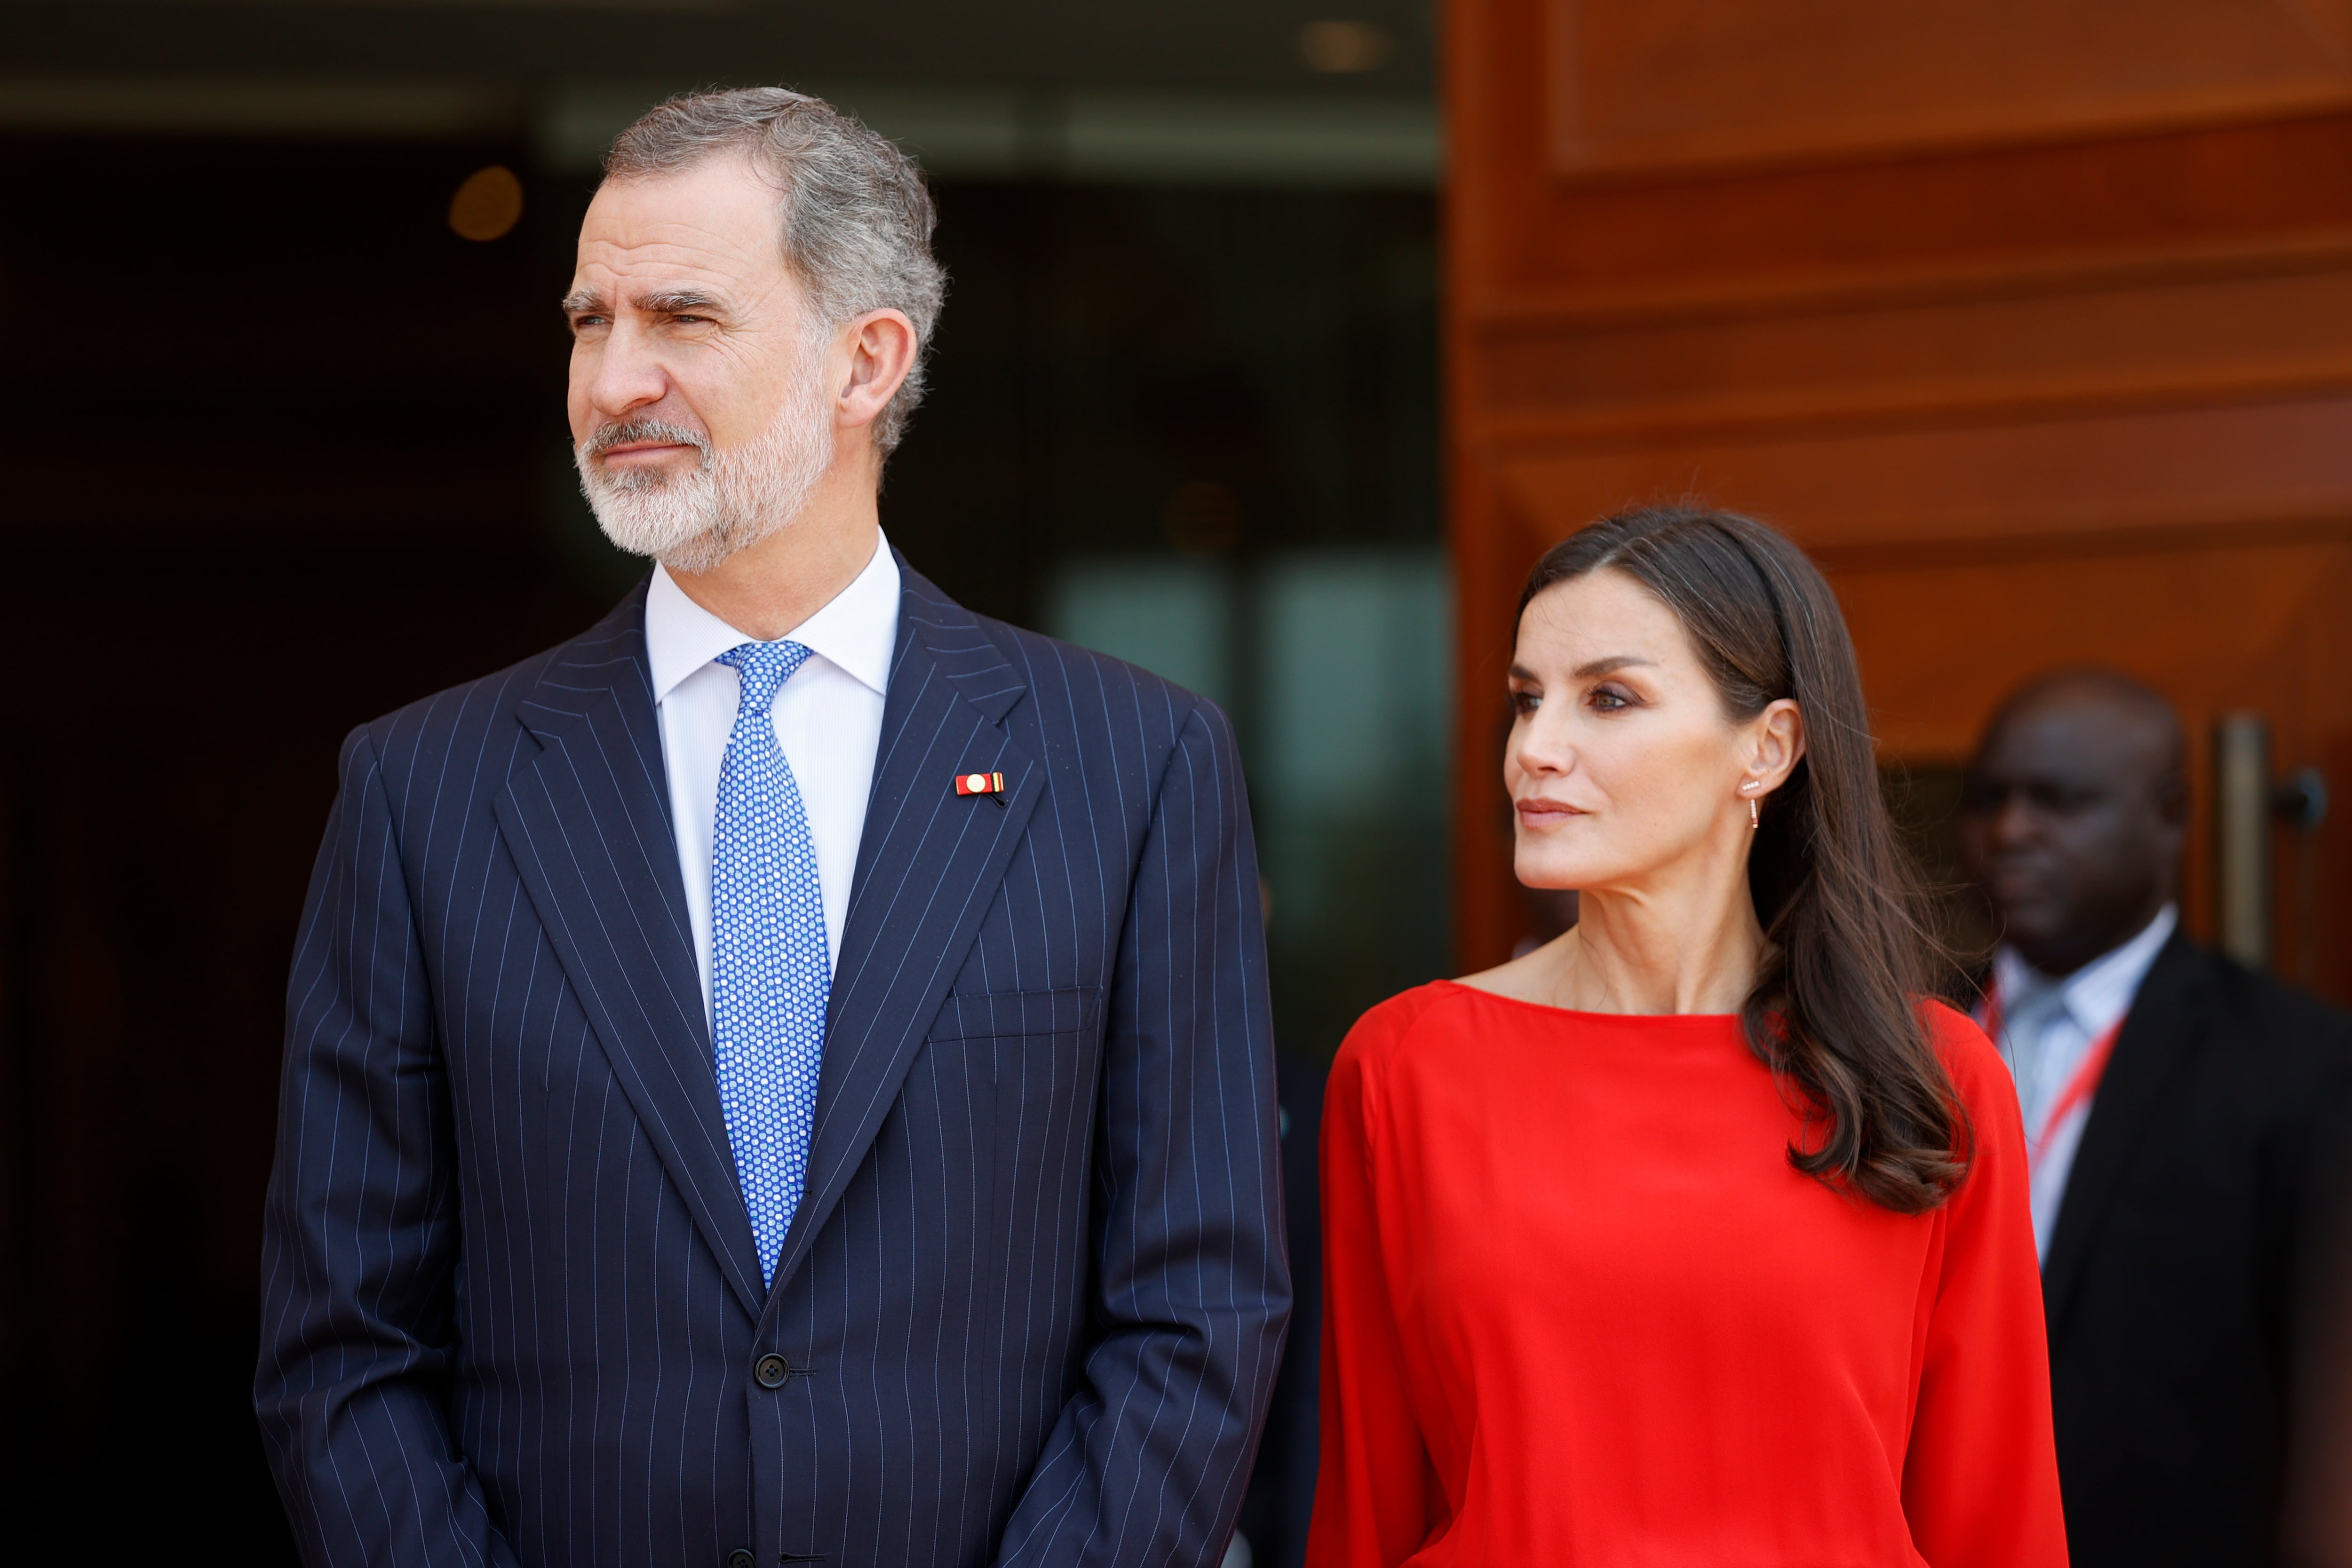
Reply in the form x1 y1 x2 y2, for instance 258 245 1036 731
256 563 1291 1568
2044 933 2352 1568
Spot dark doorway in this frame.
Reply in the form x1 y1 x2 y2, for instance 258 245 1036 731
0 134 1435 1566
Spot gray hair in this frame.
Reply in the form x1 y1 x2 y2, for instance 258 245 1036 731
604 87 946 459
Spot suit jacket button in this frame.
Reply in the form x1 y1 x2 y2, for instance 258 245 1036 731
754 1353 792 1388
726 1551 755 1568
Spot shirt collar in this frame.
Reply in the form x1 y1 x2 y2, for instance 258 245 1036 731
643 530 900 705
1994 902 2178 1037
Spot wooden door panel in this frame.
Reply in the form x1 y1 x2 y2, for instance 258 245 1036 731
1551 0 2352 176
1492 394 2352 554
1462 0 2352 309
1831 543 2345 758
1473 258 2352 445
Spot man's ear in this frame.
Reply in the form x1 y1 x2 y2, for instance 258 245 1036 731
2153 767 2190 828
835 309 917 428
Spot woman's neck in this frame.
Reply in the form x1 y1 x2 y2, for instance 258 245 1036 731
1542 889 1762 1014
1459 817 1770 1015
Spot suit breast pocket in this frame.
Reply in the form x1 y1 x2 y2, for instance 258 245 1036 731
924 987 1105 1212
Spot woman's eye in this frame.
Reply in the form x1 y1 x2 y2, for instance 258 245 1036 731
1510 689 1540 715
1589 688 1629 711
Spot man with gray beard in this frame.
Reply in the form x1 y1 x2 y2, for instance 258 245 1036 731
257 88 1288 1568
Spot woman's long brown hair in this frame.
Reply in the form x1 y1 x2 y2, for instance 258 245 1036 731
1519 505 1966 1213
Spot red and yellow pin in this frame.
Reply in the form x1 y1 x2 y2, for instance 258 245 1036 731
954 770 1006 803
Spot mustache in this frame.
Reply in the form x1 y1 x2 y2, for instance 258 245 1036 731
580 419 711 464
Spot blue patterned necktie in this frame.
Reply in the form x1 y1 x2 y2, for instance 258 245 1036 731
711 640 831 1286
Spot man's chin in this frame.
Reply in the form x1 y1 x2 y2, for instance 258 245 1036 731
1986 884 2062 930
655 515 789 577
653 535 739 576
1994 910 2087 968
588 505 718 568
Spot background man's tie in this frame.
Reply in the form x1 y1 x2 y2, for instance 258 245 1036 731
711 640 830 1287
1999 984 2070 1141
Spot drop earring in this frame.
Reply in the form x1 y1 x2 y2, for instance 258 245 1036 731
1749 795 1760 831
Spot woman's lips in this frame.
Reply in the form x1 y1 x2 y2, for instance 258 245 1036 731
1516 797 1583 826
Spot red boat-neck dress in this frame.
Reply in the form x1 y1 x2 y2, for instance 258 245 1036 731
1306 981 2069 1568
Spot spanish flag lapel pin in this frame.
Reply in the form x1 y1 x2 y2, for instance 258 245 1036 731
954 770 1007 808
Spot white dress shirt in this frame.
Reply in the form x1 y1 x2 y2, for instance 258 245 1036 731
643 533 899 1017
1986 903 2177 1262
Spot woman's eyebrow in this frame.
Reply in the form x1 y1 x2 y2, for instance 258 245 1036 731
1572 655 1656 678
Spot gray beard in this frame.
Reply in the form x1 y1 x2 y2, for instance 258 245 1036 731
574 364 834 576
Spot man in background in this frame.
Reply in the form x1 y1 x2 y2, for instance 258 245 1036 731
1958 668 2352 1568
257 88 1286 1568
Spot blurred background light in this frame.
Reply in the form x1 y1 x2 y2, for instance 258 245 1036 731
1297 20 1396 76
447 163 523 239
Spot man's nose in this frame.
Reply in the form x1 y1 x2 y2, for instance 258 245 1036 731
583 320 671 417
1988 791 2039 847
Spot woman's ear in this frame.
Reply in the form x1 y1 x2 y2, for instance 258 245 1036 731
1749 699 1806 791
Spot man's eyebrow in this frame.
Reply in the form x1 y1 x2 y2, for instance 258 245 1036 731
634 286 729 316
559 286 732 317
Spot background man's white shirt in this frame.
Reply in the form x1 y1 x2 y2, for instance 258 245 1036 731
643 533 899 1016
1987 903 2177 1262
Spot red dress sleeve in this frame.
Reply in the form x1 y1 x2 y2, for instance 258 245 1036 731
1306 1008 1438 1568
1900 1005 2072 1568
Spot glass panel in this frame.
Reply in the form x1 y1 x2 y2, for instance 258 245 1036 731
1256 548 1451 1057
1048 546 1450 1059
1044 556 1237 713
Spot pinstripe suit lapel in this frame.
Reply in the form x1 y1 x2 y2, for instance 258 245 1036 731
491 587 769 1317
766 566 1038 1297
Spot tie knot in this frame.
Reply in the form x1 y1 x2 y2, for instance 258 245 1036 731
718 640 814 708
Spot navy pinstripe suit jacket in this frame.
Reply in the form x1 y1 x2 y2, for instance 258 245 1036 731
256 562 1290 1568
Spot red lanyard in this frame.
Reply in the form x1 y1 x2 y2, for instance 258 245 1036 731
1978 984 2125 1176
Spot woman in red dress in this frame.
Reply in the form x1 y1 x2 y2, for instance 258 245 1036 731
1309 506 2068 1568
